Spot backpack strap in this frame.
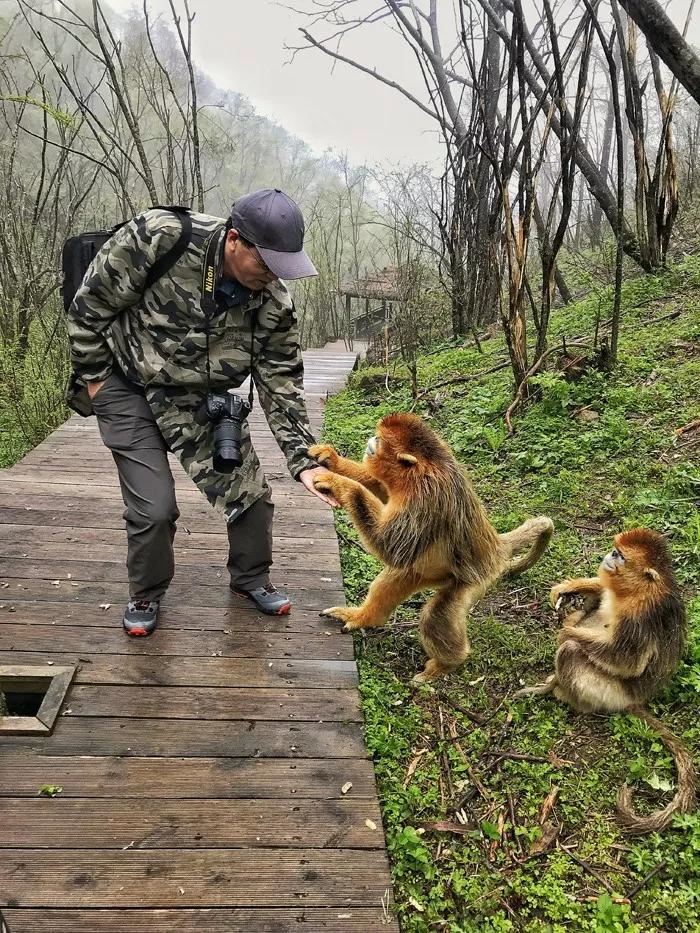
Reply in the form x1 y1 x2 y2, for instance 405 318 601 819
144 206 193 292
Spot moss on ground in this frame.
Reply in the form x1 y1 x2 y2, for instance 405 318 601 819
322 256 700 932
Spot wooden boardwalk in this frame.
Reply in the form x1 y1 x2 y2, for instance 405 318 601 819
0 345 399 932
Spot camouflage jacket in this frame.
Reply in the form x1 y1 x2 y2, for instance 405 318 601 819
66 208 317 520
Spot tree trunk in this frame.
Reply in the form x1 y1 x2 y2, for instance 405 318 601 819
617 0 700 105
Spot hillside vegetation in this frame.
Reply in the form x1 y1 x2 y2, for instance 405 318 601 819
321 256 700 932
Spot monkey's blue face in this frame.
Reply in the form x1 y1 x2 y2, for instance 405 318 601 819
602 547 625 573
364 435 378 459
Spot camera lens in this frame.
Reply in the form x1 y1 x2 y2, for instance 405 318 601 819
212 418 242 472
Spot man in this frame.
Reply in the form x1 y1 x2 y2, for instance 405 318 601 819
66 188 334 636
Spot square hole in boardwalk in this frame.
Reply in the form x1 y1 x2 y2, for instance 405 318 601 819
0 664 76 736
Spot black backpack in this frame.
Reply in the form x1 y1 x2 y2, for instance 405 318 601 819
61 205 193 313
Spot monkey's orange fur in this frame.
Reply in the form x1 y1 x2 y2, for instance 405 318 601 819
310 413 553 683
518 528 694 834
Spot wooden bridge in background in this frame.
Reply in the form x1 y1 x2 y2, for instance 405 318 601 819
0 344 398 932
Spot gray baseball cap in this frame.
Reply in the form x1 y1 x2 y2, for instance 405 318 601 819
230 188 318 280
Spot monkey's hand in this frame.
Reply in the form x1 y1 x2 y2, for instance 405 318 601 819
312 470 343 500
308 443 340 471
549 581 581 611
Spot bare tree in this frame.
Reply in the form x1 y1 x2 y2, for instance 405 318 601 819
617 0 700 106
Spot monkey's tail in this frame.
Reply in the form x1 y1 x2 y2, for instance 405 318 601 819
499 516 555 576
617 705 696 835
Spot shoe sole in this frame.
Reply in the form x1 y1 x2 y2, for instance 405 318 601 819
123 625 155 636
230 588 291 616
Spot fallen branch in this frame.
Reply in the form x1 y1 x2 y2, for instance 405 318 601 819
482 749 551 764
639 309 681 327
412 360 511 406
436 690 488 726
504 340 591 433
561 845 616 895
675 418 700 437
625 858 668 900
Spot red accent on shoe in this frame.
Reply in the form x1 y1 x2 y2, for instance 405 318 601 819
127 626 148 636
276 604 291 615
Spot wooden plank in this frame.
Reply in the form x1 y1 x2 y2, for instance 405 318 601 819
0 652 358 689
36 667 76 731
0 349 399 924
58 685 362 721
0 578 345 611
0 751 378 799
0 523 341 554
0 623 353 661
0 798 384 849
1 907 399 932
0 539 341 570
0 497 333 528
1 716 366 759
0 506 338 536
0 600 343 635
0 848 392 907
0 559 343 591
0 716 49 735
0 484 333 512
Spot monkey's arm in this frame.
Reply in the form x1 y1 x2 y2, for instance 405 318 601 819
312 470 385 539
550 577 603 609
309 444 388 502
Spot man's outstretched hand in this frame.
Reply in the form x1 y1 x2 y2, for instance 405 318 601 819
299 467 339 508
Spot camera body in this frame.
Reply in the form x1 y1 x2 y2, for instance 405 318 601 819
198 390 251 472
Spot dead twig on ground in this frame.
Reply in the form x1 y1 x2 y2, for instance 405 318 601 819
625 859 669 900
504 340 591 433
560 844 617 895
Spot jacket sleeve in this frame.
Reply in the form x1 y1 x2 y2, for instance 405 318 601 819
252 304 318 479
66 211 182 382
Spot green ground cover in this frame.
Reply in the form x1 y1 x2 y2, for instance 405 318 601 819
321 257 700 931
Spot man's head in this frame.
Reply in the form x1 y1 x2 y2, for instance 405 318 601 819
222 188 318 291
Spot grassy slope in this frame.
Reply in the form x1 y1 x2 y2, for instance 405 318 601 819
321 257 700 932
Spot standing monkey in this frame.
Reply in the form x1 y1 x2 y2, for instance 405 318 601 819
517 528 695 833
309 413 554 684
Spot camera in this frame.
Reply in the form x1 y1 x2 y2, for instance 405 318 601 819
196 390 251 472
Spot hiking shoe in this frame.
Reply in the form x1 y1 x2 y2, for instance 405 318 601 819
122 599 160 636
230 583 291 615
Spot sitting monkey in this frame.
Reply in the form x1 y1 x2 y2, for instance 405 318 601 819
517 528 695 833
309 413 553 683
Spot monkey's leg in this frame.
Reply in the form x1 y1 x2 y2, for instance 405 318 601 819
500 516 554 575
413 580 483 685
513 674 557 698
554 639 631 712
321 568 421 631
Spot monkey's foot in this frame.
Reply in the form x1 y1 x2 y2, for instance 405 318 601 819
513 675 556 698
549 581 578 609
411 659 456 685
320 606 383 631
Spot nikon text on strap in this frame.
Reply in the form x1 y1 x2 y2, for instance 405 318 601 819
200 228 256 412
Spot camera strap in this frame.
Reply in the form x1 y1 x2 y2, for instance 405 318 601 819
199 228 316 453
201 227 255 411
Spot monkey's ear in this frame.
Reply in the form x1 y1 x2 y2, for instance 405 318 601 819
397 452 418 466
643 567 661 582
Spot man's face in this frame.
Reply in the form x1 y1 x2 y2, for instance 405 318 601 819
222 229 277 291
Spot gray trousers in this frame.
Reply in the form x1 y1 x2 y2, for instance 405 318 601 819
91 371 274 601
